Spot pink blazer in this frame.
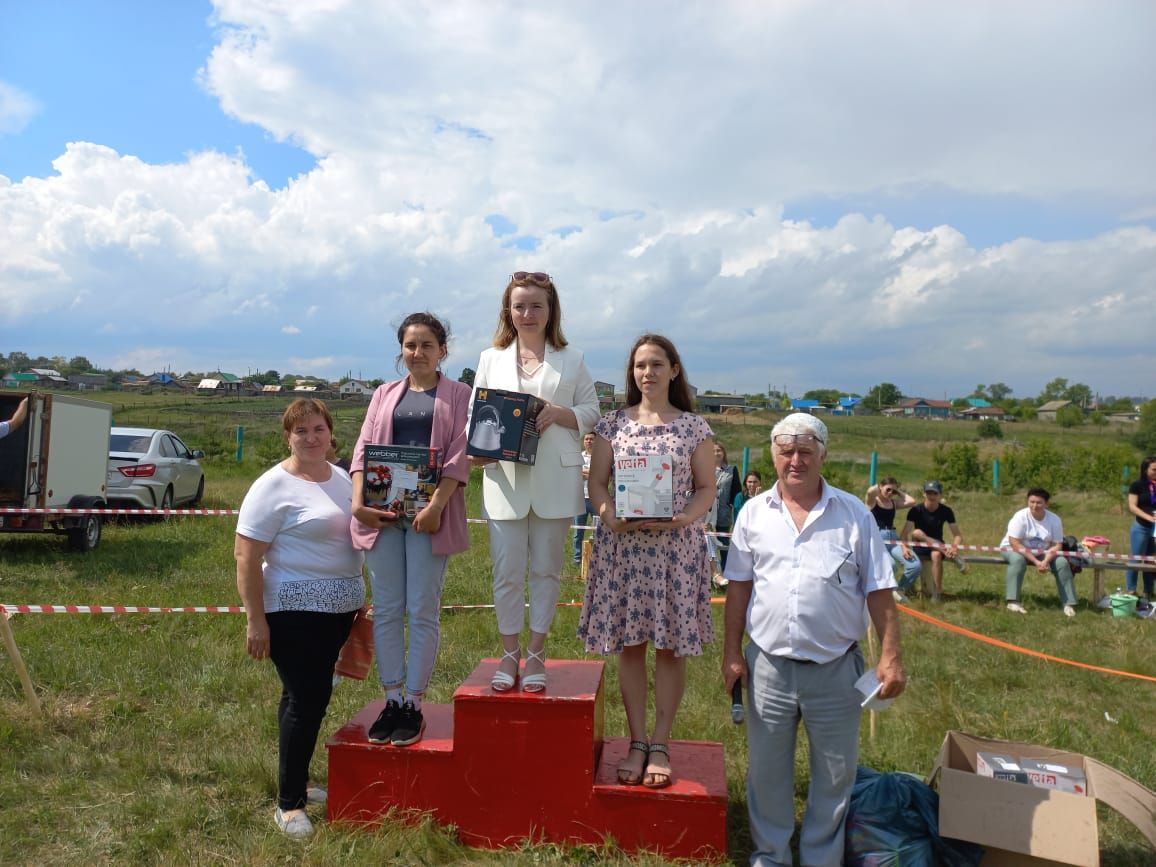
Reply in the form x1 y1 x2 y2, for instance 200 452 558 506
350 375 472 556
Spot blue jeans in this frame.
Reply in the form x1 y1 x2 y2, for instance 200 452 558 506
1003 551 1077 607
880 528 922 590
366 519 449 697
571 498 595 563
1126 520 1156 595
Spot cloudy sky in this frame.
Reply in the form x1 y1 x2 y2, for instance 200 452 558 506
2 1 1154 400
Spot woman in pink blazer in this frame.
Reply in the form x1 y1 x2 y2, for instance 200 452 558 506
350 312 471 747
469 272 600 693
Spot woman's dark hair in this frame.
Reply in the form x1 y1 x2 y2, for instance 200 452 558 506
395 312 450 372
492 273 568 349
879 476 900 489
745 470 763 484
1139 456 1156 481
1026 487 1051 502
624 334 695 412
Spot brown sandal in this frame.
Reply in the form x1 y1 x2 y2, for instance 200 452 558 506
643 743 673 789
617 740 649 785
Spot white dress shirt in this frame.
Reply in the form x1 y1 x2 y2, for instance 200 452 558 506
724 479 895 663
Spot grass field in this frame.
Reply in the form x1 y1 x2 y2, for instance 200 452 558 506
1 395 1153 864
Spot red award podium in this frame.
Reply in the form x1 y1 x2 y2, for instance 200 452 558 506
326 658 727 858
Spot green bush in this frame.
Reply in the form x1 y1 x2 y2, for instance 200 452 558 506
930 442 986 491
976 418 1003 439
1001 438 1138 495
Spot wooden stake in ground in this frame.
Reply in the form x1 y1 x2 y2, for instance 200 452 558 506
0 611 42 718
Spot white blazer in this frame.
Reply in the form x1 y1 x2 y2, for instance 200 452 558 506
473 343 600 520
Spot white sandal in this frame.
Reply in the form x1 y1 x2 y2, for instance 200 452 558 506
491 646 520 692
522 647 547 693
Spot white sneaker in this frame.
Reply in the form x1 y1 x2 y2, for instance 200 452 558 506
305 785 327 806
1006 602 1028 614
892 589 908 603
274 807 314 839
1063 604 1076 618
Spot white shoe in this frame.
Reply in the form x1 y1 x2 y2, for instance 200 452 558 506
305 785 327 806
954 554 969 574
274 807 314 839
892 590 908 603
1063 604 1076 618
1006 602 1028 614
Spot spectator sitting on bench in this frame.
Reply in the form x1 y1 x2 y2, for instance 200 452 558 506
898 480 968 602
1001 487 1078 617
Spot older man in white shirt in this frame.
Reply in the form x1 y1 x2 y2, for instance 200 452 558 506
723 413 907 867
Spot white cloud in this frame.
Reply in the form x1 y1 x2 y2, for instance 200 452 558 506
0 81 39 135
3 1 1155 397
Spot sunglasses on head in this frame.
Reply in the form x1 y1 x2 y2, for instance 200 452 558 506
511 271 552 287
772 433 824 447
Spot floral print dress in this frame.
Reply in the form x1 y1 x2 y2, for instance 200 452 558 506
577 410 715 657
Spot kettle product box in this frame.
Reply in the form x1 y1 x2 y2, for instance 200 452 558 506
614 454 674 519
363 444 442 518
466 388 546 465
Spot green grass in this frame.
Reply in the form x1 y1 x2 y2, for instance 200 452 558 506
0 398 1153 864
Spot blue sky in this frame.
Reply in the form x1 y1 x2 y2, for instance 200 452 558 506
0 1 313 186
1 1 1154 399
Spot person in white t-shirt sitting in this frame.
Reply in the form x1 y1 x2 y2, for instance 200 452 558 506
1001 487 1077 617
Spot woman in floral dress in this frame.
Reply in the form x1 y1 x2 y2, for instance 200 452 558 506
577 334 716 789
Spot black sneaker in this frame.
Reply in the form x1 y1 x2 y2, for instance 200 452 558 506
367 699 401 744
390 701 425 746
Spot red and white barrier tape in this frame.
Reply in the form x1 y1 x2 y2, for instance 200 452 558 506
904 540 1156 564
5 507 1153 563
1 603 245 614
0 507 239 516
0 600 593 616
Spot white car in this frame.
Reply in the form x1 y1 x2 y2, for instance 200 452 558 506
107 427 205 510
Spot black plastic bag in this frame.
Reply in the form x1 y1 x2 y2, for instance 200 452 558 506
845 766 984 867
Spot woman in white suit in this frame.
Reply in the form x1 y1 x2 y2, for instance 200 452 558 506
469 271 600 693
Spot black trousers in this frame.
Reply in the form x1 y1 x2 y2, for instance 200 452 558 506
267 609 355 810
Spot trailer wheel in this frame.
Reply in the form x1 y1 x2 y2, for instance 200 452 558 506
67 514 102 552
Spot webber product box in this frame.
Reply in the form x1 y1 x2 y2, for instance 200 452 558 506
466 388 545 465
976 752 1030 784
614 453 674 519
929 730 1156 866
363 444 441 518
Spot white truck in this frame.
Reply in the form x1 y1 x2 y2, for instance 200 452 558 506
0 391 111 552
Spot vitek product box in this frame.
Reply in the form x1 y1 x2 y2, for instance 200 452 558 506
363 444 441 518
466 388 545 465
614 454 674 519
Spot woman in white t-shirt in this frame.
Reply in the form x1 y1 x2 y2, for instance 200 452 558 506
235 398 365 839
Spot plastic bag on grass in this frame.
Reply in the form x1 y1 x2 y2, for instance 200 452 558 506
844 766 984 867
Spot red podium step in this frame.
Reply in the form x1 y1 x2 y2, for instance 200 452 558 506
326 658 727 858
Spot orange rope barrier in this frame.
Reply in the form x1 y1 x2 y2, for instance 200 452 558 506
898 603 1156 683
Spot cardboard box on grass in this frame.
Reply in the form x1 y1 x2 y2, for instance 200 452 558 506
928 731 1156 866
